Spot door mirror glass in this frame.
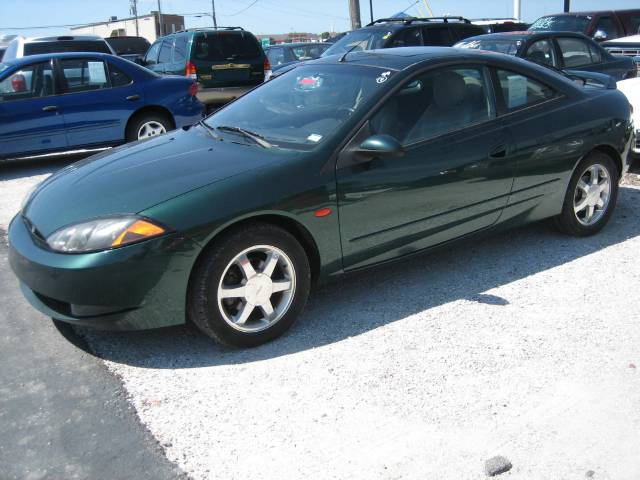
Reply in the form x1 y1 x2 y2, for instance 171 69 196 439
593 30 607 41
357 134 404 158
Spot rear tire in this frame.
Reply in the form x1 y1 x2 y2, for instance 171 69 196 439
125 112 173 142
553 151 619 236
188 223 311 348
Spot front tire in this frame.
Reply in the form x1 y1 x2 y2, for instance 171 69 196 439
188 223 311 347
553 151 619 236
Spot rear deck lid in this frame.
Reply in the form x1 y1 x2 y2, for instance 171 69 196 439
191 31 264 87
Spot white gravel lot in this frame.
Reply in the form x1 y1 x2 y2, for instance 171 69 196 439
3 164 640 480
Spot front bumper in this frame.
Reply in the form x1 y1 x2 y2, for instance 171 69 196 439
196 85 254 105
8 214 200 330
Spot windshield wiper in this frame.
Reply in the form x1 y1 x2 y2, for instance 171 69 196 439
216 125 273 149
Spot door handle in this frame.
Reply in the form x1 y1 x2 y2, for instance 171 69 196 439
42 105 58 112
489 145 507 159
126 94 140 101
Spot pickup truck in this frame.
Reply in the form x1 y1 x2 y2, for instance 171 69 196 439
529 10 640 42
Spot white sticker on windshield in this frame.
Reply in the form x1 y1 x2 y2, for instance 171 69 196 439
507 74 527 108
376 71 391 84
307 134 323 143
87 61 106 84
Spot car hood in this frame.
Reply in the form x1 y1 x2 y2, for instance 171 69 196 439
24 126 289 237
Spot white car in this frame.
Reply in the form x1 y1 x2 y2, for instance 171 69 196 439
617 77 640 156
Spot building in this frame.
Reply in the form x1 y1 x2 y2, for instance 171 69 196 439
70 11 184 42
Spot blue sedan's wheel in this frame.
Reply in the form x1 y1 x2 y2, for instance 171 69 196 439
554 151 619 236
125 112 173 143
188 223 311 347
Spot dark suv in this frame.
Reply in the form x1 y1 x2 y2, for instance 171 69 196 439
322 17 485 57
142 27 267 107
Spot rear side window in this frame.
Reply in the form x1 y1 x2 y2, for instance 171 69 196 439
108 63 132 87
557 37 595 68
192 32 262 61
389 28 422 47
24 41 111 56
423 26 454 46
458 26 485 40
60 58 109 93
158 40 173 63
173 35 188 63
0 62 55 101
495 69 556 111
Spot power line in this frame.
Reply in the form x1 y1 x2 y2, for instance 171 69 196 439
220 0 261 16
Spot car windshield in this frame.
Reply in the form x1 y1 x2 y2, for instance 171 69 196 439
530 15 592 33
106 37 150 55
322 29 390 57
204 64 392 150
455 38 521 55
193 32 262 61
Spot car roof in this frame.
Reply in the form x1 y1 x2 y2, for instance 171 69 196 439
461 30 591 42
1 51 116 67
315 46 517 70
21 35 105 43
267 42 329 49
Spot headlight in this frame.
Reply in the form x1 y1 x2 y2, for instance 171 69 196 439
46 216 167 253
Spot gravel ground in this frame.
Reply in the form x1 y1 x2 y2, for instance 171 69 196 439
3 161 640 480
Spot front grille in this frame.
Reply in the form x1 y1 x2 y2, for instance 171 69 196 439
605 47 640 73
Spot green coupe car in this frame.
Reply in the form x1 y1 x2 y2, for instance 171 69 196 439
9 47 634 347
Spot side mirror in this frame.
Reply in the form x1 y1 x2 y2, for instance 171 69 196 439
593 30 608 41
135 57 146 66
355 134 404 159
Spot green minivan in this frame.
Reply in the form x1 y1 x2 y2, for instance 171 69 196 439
142 27 269 107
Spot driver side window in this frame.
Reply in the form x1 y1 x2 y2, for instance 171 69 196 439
369 65 494 146
145 41 161 65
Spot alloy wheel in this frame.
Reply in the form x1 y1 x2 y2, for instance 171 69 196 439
573 163 611 226
217 245 296 333
137 121 167 139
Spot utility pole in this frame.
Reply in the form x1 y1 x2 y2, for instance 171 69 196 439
369 0 373 23
157 0 163 37
563 0 570 12
349 0 361 30
130 0 139 36
211 0 218 28
513 0 521 20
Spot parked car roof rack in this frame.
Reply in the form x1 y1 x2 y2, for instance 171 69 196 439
366 16 471 26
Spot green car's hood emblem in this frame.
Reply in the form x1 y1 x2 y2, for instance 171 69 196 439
24 127 278 237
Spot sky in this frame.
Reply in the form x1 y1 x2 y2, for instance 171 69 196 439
0 0 638 38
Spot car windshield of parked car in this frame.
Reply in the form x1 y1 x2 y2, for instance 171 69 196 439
455 38 521 55
529 15 591 33
204 64 389 150
193 32 262 61
322 29 390 57
106 37 150 55
24 41 112 55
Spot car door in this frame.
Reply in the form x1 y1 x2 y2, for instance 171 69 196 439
555 35 627 79
0 59 67 158
593 15 622 41
56 57 143 147
336 65 514 270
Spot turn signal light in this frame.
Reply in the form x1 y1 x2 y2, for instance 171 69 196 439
185 61 197 80
111 220 165 247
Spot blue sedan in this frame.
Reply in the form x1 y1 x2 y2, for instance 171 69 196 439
0 52 204 160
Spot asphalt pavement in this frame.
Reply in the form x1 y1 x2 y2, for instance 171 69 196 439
0 158 186 480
